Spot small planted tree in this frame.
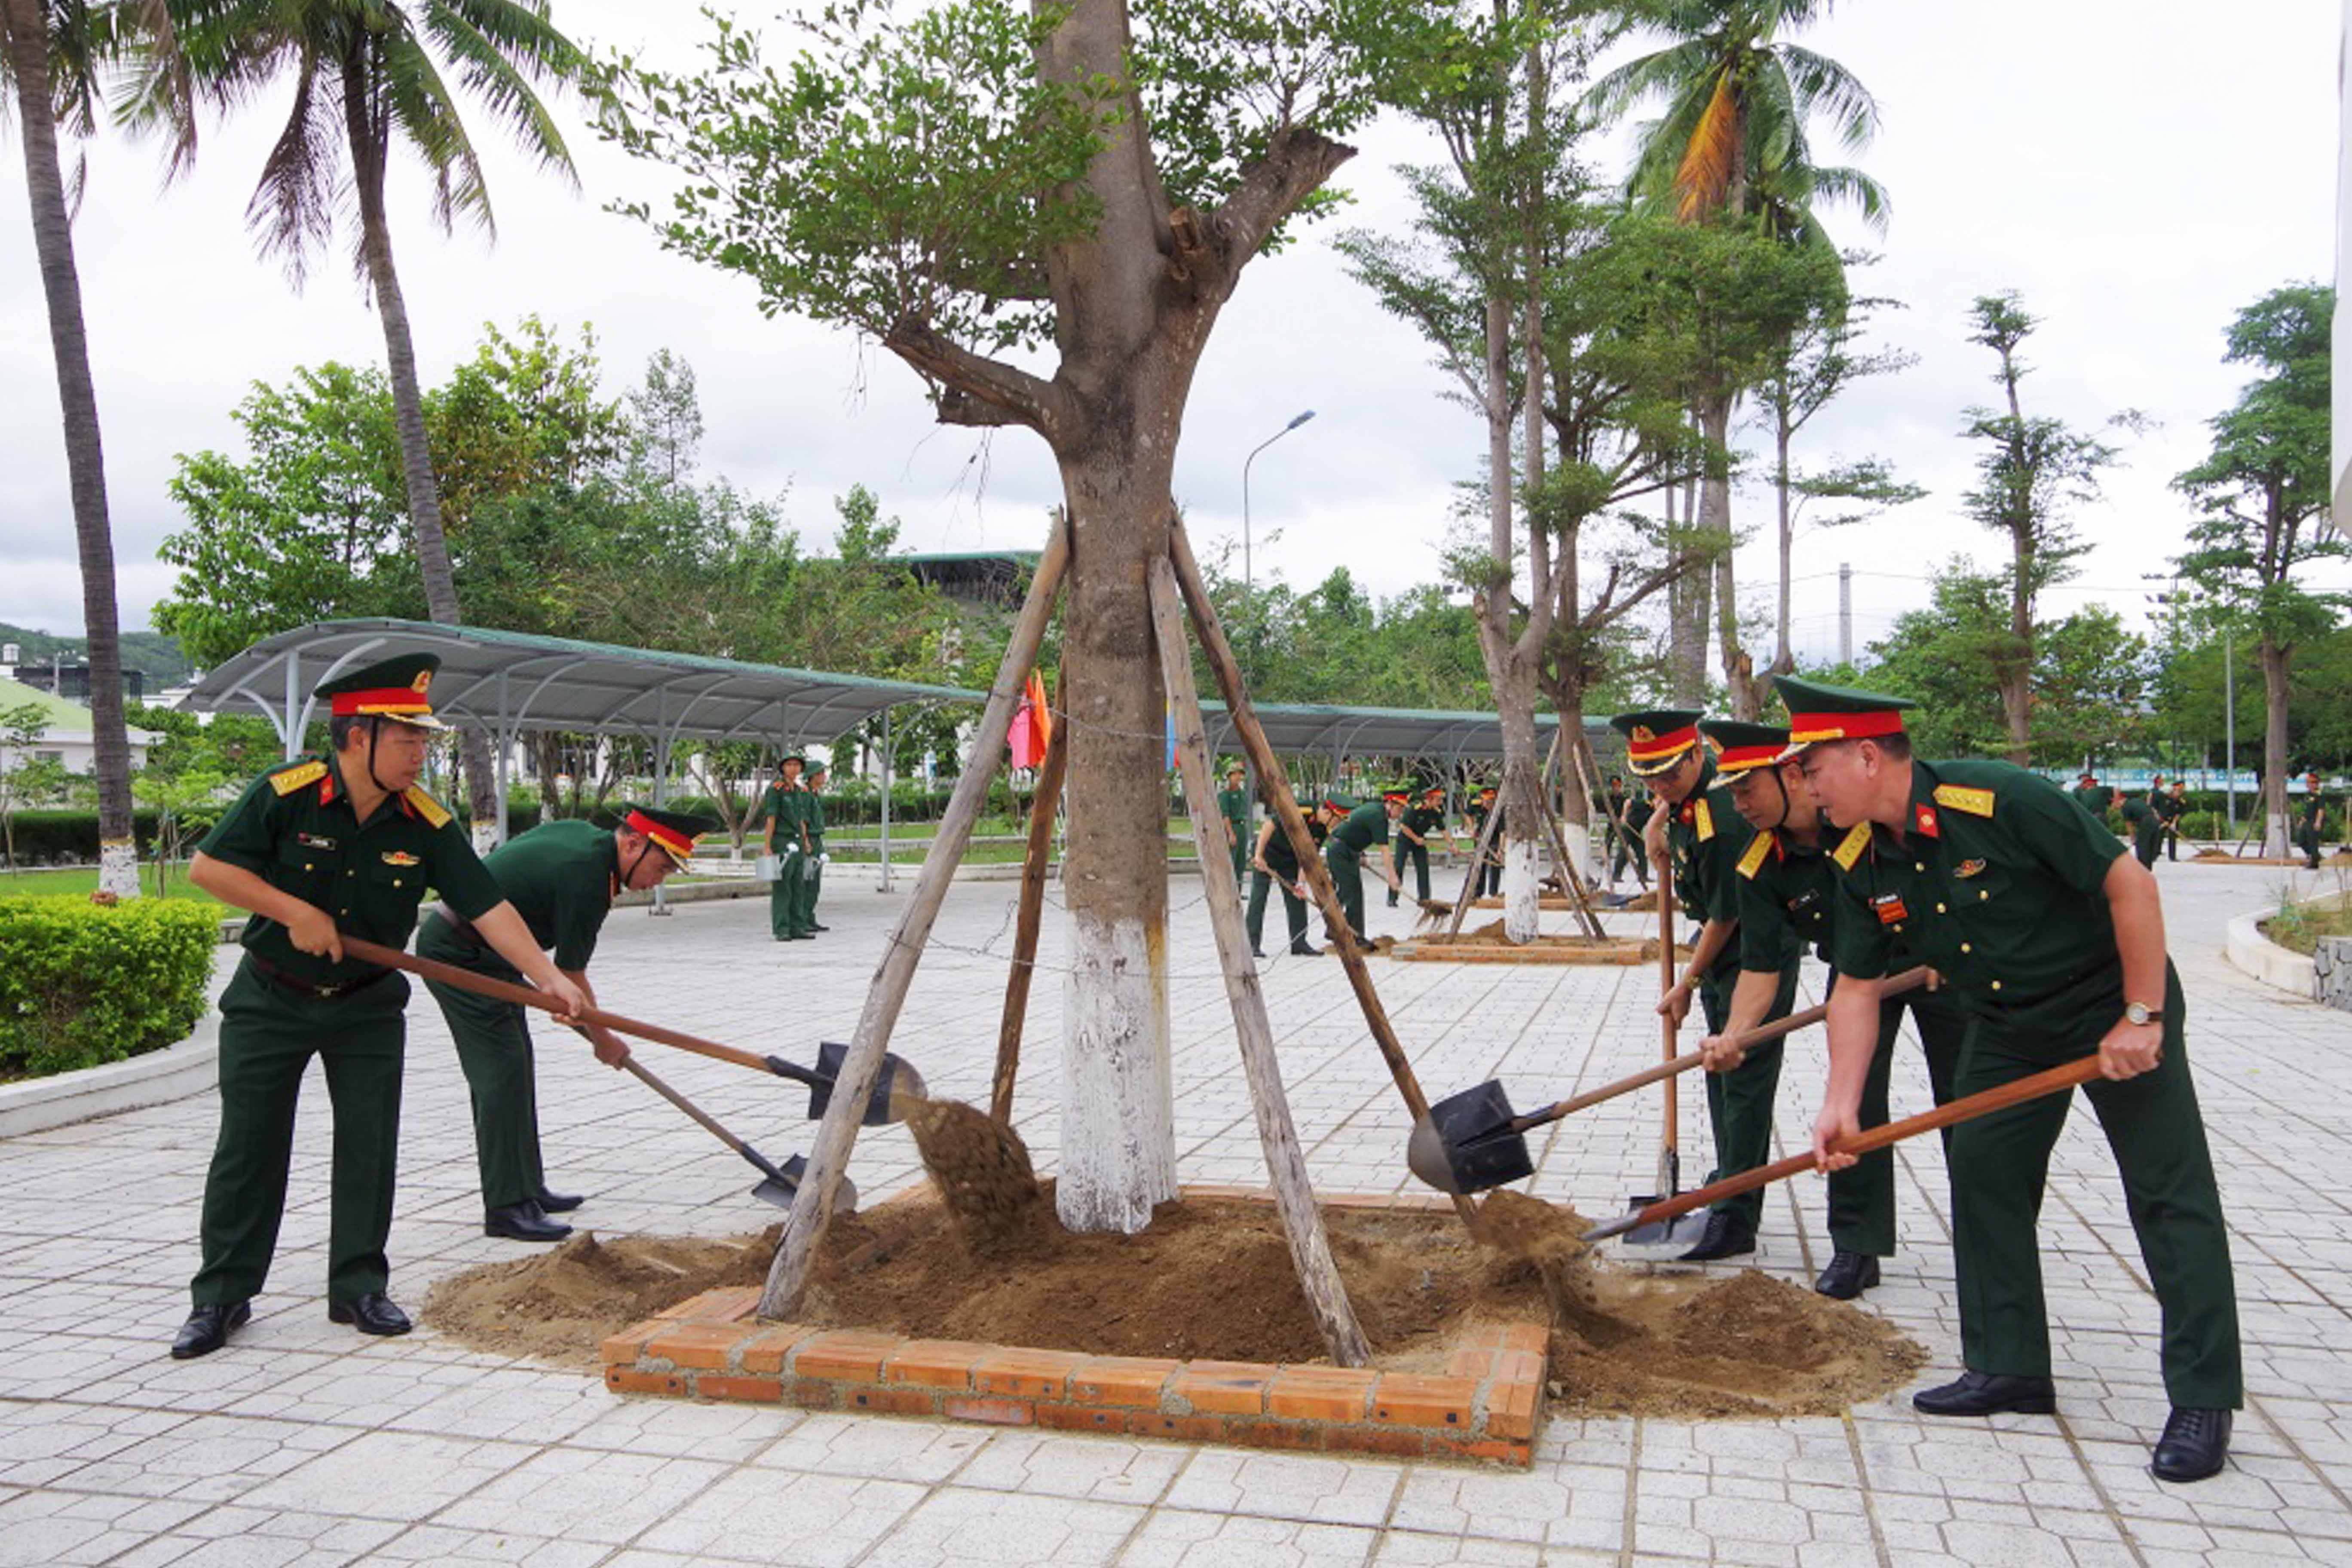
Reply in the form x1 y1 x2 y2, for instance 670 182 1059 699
0 701 58 869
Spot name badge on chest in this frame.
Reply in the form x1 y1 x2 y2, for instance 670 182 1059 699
295 831 337 851
1871 891 1909 926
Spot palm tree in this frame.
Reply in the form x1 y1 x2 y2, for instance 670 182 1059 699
1585 0 1886 714
149 0 582 835
3 0 188 900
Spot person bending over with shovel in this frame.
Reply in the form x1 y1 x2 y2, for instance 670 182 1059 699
1613 708 1796 1264
1694 720 1967 1300
175 654 589 1360
1784 674 2240 1484
418 803 720 1242
1317 792 1400 949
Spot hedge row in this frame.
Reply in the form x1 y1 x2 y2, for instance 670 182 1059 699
0 897 220 1079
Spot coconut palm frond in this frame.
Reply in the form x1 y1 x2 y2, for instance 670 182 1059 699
1671 69 1739 223
377 23 492 237
1582 37 1719 124
1778 42 1880 152
1808 163 1889 233
422 0 574 183
244 42 340 286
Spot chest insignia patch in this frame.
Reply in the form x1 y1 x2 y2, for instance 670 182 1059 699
295 831 337 851
1872 891 1909 926
1913 803 1940 838
1955 858 1987 879
1832 822 1872 871
380 850 422 867
1933 783 1996 818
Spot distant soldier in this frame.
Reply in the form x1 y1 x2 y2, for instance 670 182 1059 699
2070 771 2111 821
2161 778 2188 860
1467 785 1503 897
2123 780 2162 869
1392 785 1446 905
1247 803 1324 959
1317 792 1400 947
1614 775 1652 891
760 755 810 940
2297 772 2326 870
1218 763 1252 889
797 763 831 934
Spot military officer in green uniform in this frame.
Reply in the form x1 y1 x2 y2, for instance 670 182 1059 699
1787 676 2240 1483
2157 778 2187 860
2296 772 2326 870
1696 719 1967 1298
1218 764 1251 889
761 755 810 940
1247 805 1324 958
174 655 589 1359
1466 785 1503 897
798 763 831 934
1612 776 1652 891
1392 786 1445 905
1380 790 1411 905
419 803 717 1241
2123 782 2162 868
1612 708 1798 1263
1317 792 1400 948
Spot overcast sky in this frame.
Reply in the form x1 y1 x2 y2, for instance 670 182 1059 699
0 0 2337 677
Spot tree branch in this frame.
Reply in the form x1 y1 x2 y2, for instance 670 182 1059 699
1206 126 1356 293
883 317 1070 439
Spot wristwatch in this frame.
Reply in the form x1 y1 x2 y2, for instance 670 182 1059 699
2123 1001 2165 1027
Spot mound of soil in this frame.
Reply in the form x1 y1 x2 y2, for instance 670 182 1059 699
424 1186 1924 1419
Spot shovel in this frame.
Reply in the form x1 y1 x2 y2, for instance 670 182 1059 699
617 1053 854 1212
340 937 928 1125
1584 1050 2109 1243
1406 967 1932 1194
1623 881 1707 1250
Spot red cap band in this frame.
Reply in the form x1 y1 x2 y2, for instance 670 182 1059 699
1787 709 1907 745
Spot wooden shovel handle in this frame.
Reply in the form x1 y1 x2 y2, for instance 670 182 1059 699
1515 967 1930 1133
340 935 774 1075
1587 1049 2108 1240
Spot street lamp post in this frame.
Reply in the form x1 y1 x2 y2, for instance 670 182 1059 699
1241 409 1317 669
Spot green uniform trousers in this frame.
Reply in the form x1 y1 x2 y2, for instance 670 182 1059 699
1822 979 1968 1257
790 852 824 933
1948 962 2241 1408
1326 847 1369 943
1229 832 1248 886
191 959 410 1307
1697 965 1797 1231
770 849 806 937
418 919 549 1211
1609 828 1650 888
2297 823 2321 869
1247 869 1310 952
1396 839 1430 901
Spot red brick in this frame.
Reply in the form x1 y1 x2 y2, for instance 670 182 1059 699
1035 1403 1127 1435
1167 1360 1274 1417
658 1286 758 1322
785 1378 842 1410
739 1325 815 1375
792 1330 902 1382
1069 1357 1182 1408
1486 1376 1539 1442
1491 1349 1547 1385
1266 1368 1375 1424
599 1317 670 1366
943 1396 1035 1427
847 1385 939 1417
1495 1324 1549 1356
1123 1412 1230 1443
972 1348 1089 1400
1372 1373 1477 1428
1222 1418 1326 1453
1428 1437 1532 1467
695 1374 784 1404
884 1339 991 1391
645 1322 756 1371
606 1368 686 1396
1444 1348 1499 1380
1325 1425 1429 1458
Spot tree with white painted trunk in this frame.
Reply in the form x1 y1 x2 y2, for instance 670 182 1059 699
597 0 1443 1230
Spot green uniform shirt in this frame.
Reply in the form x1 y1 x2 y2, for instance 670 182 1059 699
1400 805 1444 844
199 753 502 986
2151 790 2183 825
467 818 619 973
1218 786 1250 830
1327 802 1390 858
803 789 826 850
760 783 806 848
1732 826 1837 973
1828 758 2126 1011
1663 757 1749 984
1262 818 1322 877
2070 782 2110 818
2301 793 2325 831
2121 796 2152 831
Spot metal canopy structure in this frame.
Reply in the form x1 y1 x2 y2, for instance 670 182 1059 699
1203 701 1611 770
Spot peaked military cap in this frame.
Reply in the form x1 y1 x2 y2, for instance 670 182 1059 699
1772 675 1915 752
1609 707 1703 776
617 803 720 867
315 652 448 730
779 752 807 767
1422 784 1446 799
1320 790 1360 812
1698 719 1791 778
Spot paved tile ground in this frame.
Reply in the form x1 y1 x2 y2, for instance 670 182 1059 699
3 855 2349 1565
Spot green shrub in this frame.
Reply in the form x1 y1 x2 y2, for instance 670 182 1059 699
5 808 165 866
0 897 220 1079
2179 810 2226 842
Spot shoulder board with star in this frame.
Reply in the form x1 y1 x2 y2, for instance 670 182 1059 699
1932 784 1996 818
1832 821 1873 871
1693 798 1715 842
268 759 328 796
1736 832 1773 880
403 785 453 828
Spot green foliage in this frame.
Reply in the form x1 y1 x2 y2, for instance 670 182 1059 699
0 896 220 1079
0 701 60 869
4 808 165 864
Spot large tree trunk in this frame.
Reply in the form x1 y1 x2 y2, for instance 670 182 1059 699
1494 665 1545 943
343 51 501 840
1770 405 1795 677
2260 631 2292 858
1666 455 1710 705
6 0 139 899
1999 526 2034 764
1697 392 1758 718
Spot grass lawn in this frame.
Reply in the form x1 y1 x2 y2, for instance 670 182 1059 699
2265 892 2352 956
0 866 224 903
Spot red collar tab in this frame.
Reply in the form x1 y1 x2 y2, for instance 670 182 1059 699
1913 802 1940 839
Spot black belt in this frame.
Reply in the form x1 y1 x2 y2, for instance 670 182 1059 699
248 954 395 1001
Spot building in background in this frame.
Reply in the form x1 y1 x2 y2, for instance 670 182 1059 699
0 677 155 776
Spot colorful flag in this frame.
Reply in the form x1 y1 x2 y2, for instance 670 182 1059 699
1008 671 1051 769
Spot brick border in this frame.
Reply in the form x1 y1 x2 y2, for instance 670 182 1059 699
599 1188 1547 1466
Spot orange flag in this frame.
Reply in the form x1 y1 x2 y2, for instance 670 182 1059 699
1009 671 1052 769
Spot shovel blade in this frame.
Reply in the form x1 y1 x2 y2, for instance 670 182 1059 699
810 1041 923 1127
1410 1080 1535 1195
747 1154 857 1213
1616 1194 1709 1252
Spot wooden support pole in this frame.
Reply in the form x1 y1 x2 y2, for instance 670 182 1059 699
1148 558 1370 1366
1445 790 1505 939
760 516 1071 1317
991 668 1068 1126
1534 729 1607 940
1166 518 1480 1231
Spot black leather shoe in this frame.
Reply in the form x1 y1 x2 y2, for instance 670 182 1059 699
1675 1210 1756 1262
485 1200 572 1242
1292 943 1324 956
170 1300 250 1360
1251 948 1267 959
1912 1370 2057 1417
535 1190 585 1214
1814 1252 1881 1299
2151 1408 2232 1482
328 1292 413 1337
810 923 830 932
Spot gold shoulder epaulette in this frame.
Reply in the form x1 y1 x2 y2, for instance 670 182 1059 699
403 785 453 828
1736 832 1773 880
1694 798 1715 842
268 759 327 796
1933 783 1996 818
1832 821 1872 871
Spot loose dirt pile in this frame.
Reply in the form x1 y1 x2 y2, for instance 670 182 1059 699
901 1096 1043 1245
424 1186 1922 1418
